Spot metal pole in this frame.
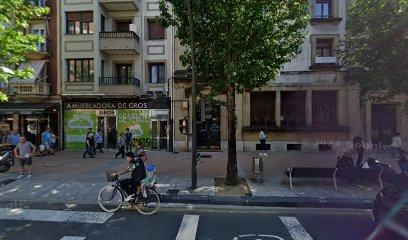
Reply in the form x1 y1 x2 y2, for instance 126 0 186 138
187 0 197 189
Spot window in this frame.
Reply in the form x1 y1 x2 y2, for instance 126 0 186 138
316 39 333 57
66 12 94 34
117 64 133 84
148 63 165 84
316 0 331 18
32 29 46 51
250 92 275 127
117 21 131 32
281 91 306 127
101 15 105 32
67 59 94 82
312 91 337 127
147 19 165 40
34 0 45 7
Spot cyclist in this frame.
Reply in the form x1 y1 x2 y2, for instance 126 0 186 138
114 150 146 202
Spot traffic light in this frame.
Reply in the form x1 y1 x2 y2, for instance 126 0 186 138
179 118 188 135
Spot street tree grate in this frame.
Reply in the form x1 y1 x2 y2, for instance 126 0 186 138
166 189 180 195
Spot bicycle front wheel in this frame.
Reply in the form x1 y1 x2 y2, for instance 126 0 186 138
98 185 124 213
136 189 160 215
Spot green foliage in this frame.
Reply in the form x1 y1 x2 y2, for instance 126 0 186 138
0 0 49 101
159 0 309 95
343 0 408 97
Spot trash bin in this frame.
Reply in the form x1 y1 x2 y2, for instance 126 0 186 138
251 156 263 183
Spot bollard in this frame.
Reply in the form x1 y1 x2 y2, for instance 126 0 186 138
251 156 263 183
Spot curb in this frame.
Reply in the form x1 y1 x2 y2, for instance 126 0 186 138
160 195 373 209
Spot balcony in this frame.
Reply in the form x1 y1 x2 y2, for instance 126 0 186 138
99 77 141 95
310 57 340 71
99 0 140 11
311 16 342 25
99 32 140 55
9 83 51 95
26 39 50 60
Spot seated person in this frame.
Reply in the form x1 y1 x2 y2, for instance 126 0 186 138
114 151 146 201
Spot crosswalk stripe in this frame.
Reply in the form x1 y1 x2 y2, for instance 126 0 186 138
175 214 199 240
0 208 113 224
279 216 313 240
60 237 86 240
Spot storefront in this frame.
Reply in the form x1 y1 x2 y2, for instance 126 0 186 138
62 98 170 150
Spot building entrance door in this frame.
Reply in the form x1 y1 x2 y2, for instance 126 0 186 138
197 99 221 150
150 110 168 150
97 116 117 149
371 104 396 147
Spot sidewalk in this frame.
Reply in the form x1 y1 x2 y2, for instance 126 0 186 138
0 149 402 208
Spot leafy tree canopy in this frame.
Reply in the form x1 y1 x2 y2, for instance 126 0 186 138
344 0 408 98
159 0 309 96
0 0 49 101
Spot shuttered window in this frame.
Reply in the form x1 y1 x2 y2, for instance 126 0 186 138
148 19 165 40
250 92 276 127
281 91 306 127
312 91 337 127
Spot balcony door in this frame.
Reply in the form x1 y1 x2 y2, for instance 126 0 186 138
117 64 132 84
116 21 132 32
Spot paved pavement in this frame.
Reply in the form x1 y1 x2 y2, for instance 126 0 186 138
0 150 402 207
0 202 383 240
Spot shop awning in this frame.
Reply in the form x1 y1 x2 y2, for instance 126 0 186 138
10 60 47 84
0 103 59 114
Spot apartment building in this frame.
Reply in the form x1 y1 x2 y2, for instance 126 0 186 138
59 0 173 150
172 0 369 152
0 0 59 146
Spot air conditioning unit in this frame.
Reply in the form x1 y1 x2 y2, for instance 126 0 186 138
315 57 336 64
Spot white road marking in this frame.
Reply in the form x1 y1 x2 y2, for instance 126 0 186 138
175 214 199 240
60 237 86 240
279 216 313 240
0 208 113 224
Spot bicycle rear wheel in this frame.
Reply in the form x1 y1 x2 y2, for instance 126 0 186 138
98 185 123 213
136 189 160 215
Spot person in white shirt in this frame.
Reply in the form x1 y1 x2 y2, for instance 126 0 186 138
390 133 402 157
259 129 268 156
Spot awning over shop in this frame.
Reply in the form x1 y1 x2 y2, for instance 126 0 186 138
10 60 47 84
0 103 59 114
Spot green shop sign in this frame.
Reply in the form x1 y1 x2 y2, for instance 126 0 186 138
65 110 96 149
117 109 151 149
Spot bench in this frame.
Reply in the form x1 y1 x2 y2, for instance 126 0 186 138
283 167 383 191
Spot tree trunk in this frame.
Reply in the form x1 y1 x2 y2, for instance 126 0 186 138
225 84 238 186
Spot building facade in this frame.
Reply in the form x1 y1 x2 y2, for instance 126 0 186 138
171 0 408 153
59 0 173 150
0 0 60 146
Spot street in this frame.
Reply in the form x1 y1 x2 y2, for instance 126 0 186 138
0 203 376 240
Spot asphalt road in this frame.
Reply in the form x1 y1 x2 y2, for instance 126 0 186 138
0 202 400 240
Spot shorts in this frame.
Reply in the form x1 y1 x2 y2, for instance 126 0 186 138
19 157 32 167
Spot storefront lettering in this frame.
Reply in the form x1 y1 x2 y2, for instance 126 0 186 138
118 110 149 123
65 102 148 109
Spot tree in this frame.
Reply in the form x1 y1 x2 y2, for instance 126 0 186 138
0 0 49 101
343 0 408 100
160 0 308 185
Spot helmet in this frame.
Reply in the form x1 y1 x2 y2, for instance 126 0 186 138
146 165 155 172
125 151 135 158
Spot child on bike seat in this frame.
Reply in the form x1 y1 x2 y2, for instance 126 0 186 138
114 150 146 202
141 165 156 197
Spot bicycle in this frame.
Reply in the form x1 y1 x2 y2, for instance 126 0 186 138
98 169 160 215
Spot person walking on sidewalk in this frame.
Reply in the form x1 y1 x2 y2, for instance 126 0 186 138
353 133 365 167
83 133 95 158
14 137 36 179
135 139 147 163
41 128 52 155
390 133 402 157
7 130 20 148
115 132 125 159
259 128 268 156
125 128 133 153
95 129 104 153
87 128 96 155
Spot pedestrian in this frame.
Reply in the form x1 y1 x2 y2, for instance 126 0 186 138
135 139 147 163
259 128 268 157
41 128 52 155
50 129 56 154
83 133 95 158
96 129 104 153
390 133 402 157
7 130 20 147
14 137 36 179
352 133 365 167
125 128 133 153
115 132 125 159
87 128 96 155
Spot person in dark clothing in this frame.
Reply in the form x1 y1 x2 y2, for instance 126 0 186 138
353 133 365 167
114 151 147 202
115 132 125 159
124 128 133 153
83 133 95 158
